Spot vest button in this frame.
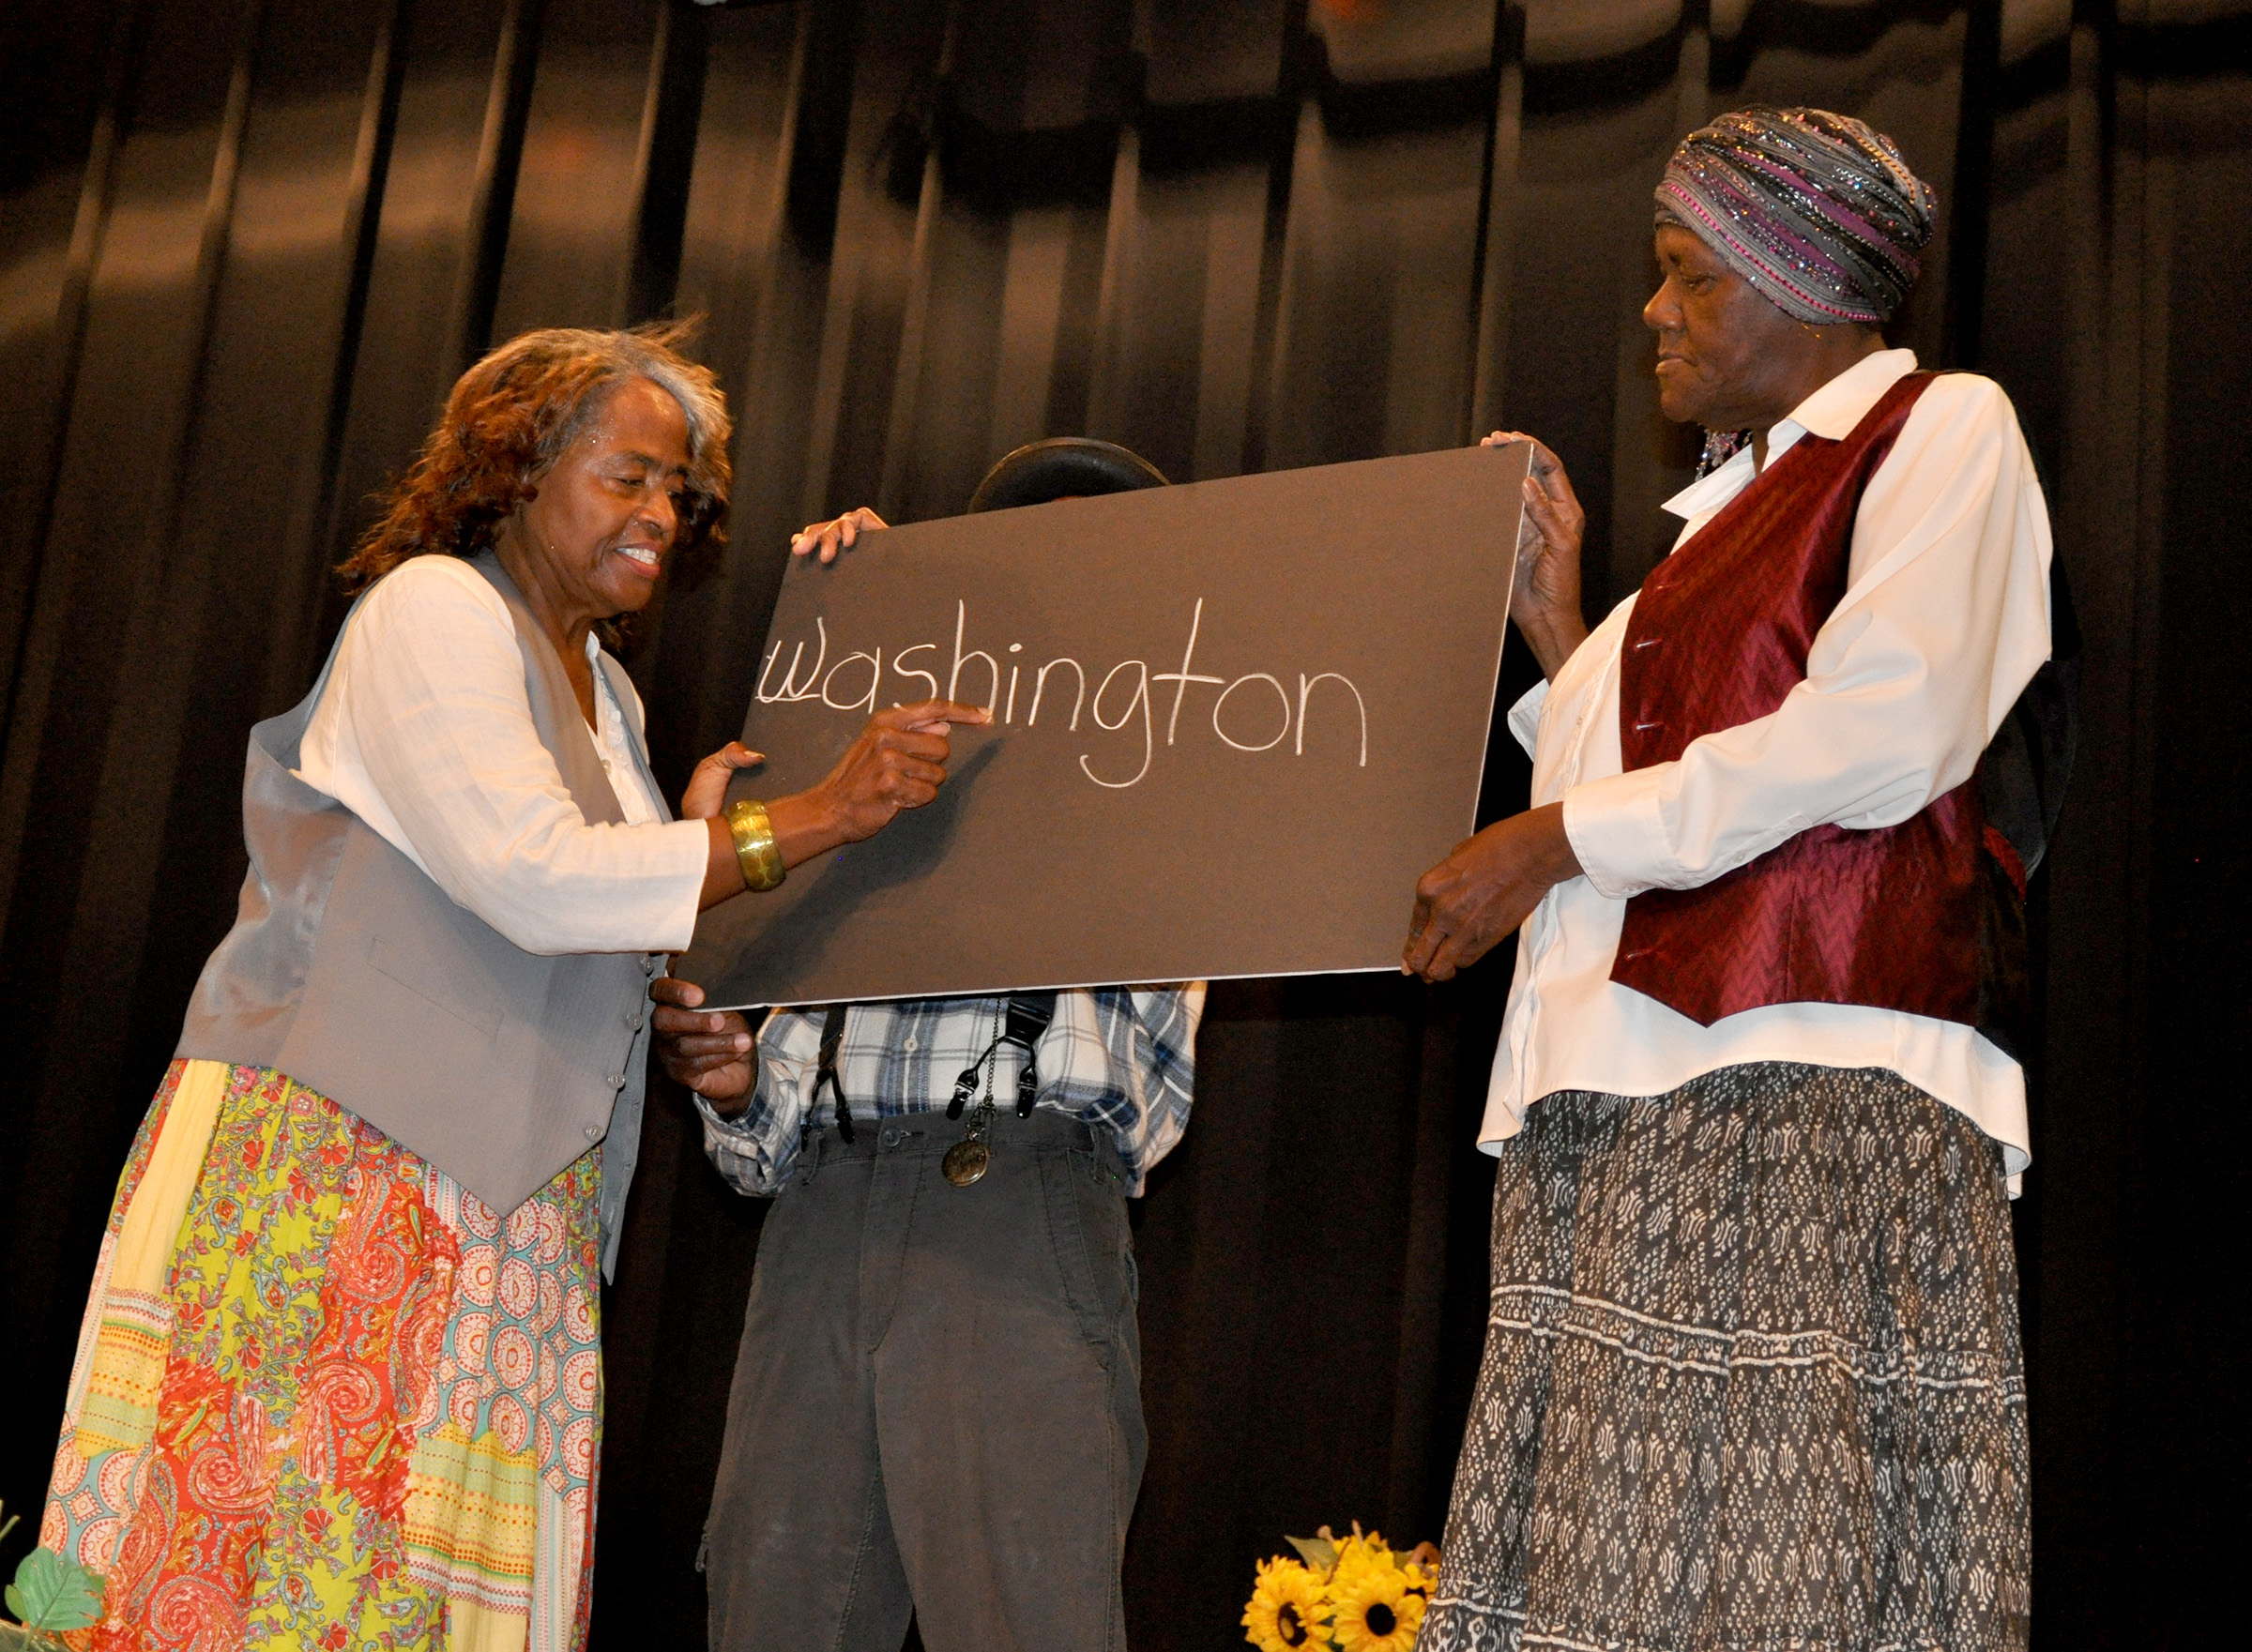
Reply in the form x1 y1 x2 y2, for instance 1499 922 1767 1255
608 1072 626 1089
584 1124 601 1142
643 957 658 977
628 1011 645 1031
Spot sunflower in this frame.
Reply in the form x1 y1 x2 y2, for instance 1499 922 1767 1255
1243 1556 1332 1652
1326 1525 1392 1592
1398 1543 1438 1602
1330 1563 1424 1652
1329 1531 1377 1574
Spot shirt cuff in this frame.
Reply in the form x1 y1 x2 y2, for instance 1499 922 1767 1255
1506 680 1548 759
692 1084 793 1195
650 818 720 952
1560 767 1670 900
692 1087 759 1142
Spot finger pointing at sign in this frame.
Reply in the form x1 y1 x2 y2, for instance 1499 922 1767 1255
780 697 992 851
692 699 990 909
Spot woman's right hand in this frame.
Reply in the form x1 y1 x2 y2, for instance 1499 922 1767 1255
1483 432 1589 679
767 697 993 864
697 699 992 906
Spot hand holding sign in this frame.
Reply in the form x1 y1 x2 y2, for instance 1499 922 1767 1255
1402 801 1583 983
1395 435 1593 982
1484 431 1590 680
791 506 888 564
648 976 754 1111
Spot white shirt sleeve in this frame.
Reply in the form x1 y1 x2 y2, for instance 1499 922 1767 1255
1507 680 1547 758
297 556 710 955
1561 373 2054 900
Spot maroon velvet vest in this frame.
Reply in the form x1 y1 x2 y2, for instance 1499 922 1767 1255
1609 370 1995 1028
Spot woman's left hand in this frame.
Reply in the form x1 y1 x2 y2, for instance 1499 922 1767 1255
1482 432 1589 679
682 740 763 820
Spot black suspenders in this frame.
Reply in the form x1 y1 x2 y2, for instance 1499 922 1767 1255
948 994 1058 1120
808 994 1059 1141
812 1003 853 1143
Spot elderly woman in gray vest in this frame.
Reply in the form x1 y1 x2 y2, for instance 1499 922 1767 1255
34 322 985 1651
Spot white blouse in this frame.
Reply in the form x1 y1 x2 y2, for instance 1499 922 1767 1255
1489 350 2054 1186
296 554 710 958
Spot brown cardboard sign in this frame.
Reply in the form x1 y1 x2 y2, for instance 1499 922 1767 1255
675 443 1529 1007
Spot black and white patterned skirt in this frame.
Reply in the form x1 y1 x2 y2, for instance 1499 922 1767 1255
1422 1063 2029 1652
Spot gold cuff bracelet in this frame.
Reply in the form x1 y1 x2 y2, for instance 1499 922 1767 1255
724 798 785 892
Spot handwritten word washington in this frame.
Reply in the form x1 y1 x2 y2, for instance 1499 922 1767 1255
757 599 1369 790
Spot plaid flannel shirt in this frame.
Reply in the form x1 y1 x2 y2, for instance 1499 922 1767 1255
696 985 1204 1197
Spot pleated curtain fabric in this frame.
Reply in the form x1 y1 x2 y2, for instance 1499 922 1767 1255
0 3 2244 1646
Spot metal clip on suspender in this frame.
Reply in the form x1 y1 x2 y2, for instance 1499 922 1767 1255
944 995 1058 1120
813 1004 853 1144
816 996 1055 1144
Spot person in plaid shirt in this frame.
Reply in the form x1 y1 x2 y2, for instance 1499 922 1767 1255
653 442 1205 1652
690 988 1200 1200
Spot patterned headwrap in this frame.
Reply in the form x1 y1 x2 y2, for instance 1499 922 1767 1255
1655 106 1936 326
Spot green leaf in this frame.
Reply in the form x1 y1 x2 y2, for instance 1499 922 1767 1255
1283 1533 1337 1572
8 1549 104 1632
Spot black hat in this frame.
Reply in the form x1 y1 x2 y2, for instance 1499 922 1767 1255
966 437 1169 514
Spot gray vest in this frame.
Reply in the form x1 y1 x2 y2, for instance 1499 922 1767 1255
177 552 663 1278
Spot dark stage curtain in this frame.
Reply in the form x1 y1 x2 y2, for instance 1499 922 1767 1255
1 3 2243 1646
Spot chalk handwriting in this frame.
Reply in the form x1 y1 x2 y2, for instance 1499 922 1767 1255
758 615 829 703
1212 673 1291 752
1084 660 1153 788
1152 598 1225 744
1027 657 1085 730
757 599 1369 789
1295 673 1367 766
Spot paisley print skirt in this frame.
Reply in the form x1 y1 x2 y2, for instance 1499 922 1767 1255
1422 1063 2029 1652
39 1060 602 1652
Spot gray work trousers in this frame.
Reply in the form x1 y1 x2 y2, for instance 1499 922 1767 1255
703 1108 1147 1652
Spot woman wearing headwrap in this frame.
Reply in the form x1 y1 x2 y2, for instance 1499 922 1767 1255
1405 109 2047 1650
